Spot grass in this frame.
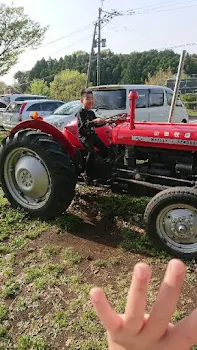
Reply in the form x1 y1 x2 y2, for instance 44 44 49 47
0 130 197 349
17 335 49 350
96 194 150 217
0 305 9 321
0 130 7 143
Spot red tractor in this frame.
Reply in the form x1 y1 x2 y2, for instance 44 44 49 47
1 92 197 260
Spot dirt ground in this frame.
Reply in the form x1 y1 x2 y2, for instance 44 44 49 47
0 130 197 350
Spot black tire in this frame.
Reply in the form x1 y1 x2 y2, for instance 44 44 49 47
144 187 197 260
0 129 76 219
181 119 187 123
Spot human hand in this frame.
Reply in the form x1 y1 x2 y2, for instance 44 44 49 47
94 117 105 125
90 259 197 350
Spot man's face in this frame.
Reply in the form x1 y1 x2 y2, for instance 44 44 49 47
81 93 94 110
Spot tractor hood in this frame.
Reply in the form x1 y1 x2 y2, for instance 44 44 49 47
112 121 197 152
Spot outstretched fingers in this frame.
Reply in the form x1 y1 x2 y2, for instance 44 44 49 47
90 287 123 333
143 259 186 339
125 263 152 333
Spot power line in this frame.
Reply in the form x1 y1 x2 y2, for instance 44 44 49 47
10 33 93 74
102 0 197 17
162 42 197 50
34 22 95 50
49 34 92 57
131 0 197 12
8 22 95 74
107 25 197 51
134 2 197 15
108 23 169 49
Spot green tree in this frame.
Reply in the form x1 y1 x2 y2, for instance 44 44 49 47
14 49 197 89
14 71 29 93
50 70 86 101
145 67 174 86
145 68 188 86
0 3 48 75
28 79 50 97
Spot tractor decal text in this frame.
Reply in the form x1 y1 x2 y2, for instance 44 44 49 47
154 131 160 136
132 136 197 146
164 131 170 137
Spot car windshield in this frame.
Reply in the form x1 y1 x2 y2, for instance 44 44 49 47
53 101 82 115
93 89 126 110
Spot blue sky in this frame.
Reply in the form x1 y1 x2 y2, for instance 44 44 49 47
2 0 197 84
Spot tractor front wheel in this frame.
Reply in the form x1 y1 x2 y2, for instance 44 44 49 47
144 187 197 260
0 129 76 219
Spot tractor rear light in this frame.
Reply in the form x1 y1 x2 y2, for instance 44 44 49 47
29 111 43 121
19 103 27 116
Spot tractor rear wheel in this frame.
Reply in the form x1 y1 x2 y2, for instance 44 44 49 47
0 129 76 219
144 187 197 260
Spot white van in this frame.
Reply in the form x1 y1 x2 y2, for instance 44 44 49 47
91 85 189 123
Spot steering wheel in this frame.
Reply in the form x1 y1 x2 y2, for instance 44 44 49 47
105 114 127 124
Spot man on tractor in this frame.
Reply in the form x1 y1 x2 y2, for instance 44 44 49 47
78 88 109 182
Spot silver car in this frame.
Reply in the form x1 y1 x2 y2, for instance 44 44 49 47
2 99 65 131
44 100 82 130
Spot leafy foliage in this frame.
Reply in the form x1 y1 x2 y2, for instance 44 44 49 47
14 49 197 93
181 93 197 110
50 69 87 101
181 93 197 103
0 3 48 75
27 79 50 96
145 68 188 86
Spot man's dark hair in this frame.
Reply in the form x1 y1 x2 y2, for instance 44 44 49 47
81 88 93 97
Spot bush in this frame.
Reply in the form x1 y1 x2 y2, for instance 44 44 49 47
181 93 197 103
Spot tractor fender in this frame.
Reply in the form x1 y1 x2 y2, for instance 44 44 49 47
9 119 76 158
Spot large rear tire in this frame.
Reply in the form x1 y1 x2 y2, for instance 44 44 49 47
144 187 197 260
0 129 76 219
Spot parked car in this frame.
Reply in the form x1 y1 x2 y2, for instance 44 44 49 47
91 85 189 123
0 94 50 128
2 99 65 131
0 107 6 128
44 100 82 130
0 94 48 108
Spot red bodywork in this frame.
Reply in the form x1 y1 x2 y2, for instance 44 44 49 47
63 117 113 149
10 117 113 157
112 91 197 152
10 92 197 155
11 120 76 158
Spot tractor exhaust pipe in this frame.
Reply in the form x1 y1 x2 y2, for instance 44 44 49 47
128 91 139 130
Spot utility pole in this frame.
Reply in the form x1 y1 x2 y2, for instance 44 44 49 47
97 6 102 86
168 50 187 123
86 22 97 88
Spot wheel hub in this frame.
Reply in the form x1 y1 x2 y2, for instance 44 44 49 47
168 212 194 239
176 223 189 235
19 170 33 188
15 155 49 199
157 206 197 246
